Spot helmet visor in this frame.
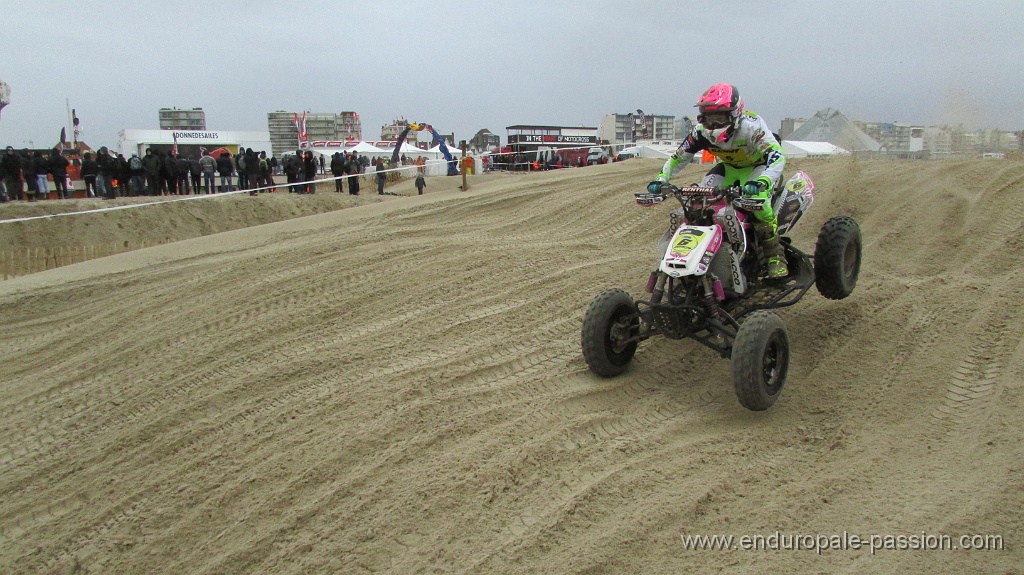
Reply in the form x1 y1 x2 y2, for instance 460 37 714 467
699 111 732 129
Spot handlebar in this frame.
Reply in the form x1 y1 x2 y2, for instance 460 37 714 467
634 183 743 207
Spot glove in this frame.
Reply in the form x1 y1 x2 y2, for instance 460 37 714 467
743 180 768 196
647 181 664 194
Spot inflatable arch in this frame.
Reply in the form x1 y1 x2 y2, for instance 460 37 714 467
392 122 459 176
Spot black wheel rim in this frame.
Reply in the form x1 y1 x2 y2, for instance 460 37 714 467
761 331 788 394
607 310 637 354
843 239 859 278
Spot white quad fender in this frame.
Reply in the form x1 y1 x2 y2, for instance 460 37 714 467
715 204 747 253
659 224 723 278
774 171 816 235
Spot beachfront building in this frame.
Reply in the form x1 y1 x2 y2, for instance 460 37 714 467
854 120 925 156
159 108 206 131
469 129 500 153
380 118 419 146
267 111 361 159
598 112 684 145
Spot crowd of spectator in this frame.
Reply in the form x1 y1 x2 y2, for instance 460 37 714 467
0 145 342 201
1 144 597 203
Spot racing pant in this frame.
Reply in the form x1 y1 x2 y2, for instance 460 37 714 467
700 163 778 232
701 163 785 265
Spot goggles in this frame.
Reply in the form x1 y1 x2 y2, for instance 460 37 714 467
699 111 732 129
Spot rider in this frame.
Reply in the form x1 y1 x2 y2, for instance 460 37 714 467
648 83 789 278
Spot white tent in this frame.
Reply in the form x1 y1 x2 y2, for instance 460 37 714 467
638 144 677 159
428 143 462 155
344 141 388 154
782 140 850 158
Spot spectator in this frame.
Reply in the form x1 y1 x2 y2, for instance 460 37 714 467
1 146 20 201
216 151 233 193
177 154 191 194
330 152 345 192
32 151 50 201
256 150 274 193
302 150 317 194
141 148 162 195
80 151 98 198
318 154 325 175
245 148 260 194
283 150 300 192
51 148 70 199
162 150 178 195
415 172 426 195
346 152 360 195
188 154 201 194
116 153 130 197
375 158 386 195
199 150 217 194
95 147 117 199
0 151 7 202
236 148 248 191
22 150 39 200
128 153 145 196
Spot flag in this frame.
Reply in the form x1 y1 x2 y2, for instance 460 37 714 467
60 127 67 144
72 109 81 142
172 132 178 156
300 111 307 142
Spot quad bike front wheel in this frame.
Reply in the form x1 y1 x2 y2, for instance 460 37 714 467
731 310 790 411
814 216 862 300
581 288 640 377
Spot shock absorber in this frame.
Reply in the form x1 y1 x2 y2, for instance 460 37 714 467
651 272 668 304
701 276 721 320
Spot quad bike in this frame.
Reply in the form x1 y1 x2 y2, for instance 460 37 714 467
580 171 862 411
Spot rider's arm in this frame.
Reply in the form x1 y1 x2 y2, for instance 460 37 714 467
751 116 785 188
656 131 703 183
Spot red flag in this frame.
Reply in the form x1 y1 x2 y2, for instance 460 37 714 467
300 111 307 141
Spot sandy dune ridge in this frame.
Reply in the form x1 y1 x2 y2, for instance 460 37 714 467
0 158 1022 574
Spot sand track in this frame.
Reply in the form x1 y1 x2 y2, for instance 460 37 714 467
1 158 1022 573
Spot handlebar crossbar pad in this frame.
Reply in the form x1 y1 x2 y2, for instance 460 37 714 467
677 185 719 197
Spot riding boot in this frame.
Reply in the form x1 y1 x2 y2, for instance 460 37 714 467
760 232 789 278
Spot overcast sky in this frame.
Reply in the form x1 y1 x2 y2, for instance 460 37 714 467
1 0 1021 151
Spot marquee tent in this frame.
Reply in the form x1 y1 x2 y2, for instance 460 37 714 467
781 140 850 158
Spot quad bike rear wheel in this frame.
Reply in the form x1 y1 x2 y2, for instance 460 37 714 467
814 216 862 300
731 310 790 411
581 288 640 377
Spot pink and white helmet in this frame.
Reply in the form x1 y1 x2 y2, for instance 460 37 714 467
695 83 744 143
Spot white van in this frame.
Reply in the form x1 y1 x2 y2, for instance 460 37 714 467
616 145 642 160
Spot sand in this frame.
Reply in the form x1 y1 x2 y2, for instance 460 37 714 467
0 158 1022 574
